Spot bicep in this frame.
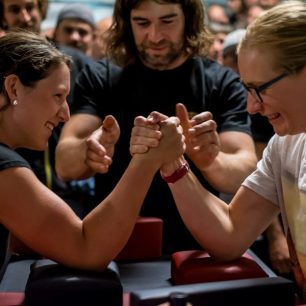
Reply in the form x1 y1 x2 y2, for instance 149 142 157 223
219 131 256 155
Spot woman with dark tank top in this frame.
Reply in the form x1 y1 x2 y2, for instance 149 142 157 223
0 30 184 279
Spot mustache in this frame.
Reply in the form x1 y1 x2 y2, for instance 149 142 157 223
143 40 169 48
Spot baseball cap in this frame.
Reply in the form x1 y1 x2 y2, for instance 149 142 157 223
56 3 95 29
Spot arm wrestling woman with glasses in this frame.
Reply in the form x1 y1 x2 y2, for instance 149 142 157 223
131 1 306 303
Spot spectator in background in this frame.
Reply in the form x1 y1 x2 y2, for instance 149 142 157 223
53 3 96 58
0 0 47 33
222 28 246 72
208 21 233 64
246 3 266 25
206 2 233 65
91 16 113 60
227 0 248 28
222 26 292 278
206 3 230 25
259 0 282 9
243 0 259 9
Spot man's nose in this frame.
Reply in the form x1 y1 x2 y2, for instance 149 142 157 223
147 24 163 43
70 30 81 41
19 9 32 23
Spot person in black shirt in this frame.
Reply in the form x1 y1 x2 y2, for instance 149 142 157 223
56 0 257 255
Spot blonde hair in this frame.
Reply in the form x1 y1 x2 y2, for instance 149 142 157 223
238 1 306 72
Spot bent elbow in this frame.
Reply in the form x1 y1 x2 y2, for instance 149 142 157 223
207 246 246 262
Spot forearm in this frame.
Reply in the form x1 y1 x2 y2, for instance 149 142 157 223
168 171 248 260
265 217 284 242
56 137 95 180
200 151 257 193
79 155 158 269
36 154 158 271
264 217 291 273
9 234 37 256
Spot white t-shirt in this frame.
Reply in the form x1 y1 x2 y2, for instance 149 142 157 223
243 133 306 289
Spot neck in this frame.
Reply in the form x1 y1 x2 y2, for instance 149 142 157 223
141 53 190 71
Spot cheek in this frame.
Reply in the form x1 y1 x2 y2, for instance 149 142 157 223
131 27 143 45
174 23 185 43
83 35 93 43
4 13 15 24
32 11 41 20
275 85 299 107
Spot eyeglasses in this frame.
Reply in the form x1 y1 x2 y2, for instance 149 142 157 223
240 71 289 103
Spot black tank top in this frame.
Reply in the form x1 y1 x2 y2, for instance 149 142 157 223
0 143 31 280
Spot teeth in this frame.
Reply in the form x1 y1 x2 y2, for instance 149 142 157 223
46 123 54 130
267 113 279 120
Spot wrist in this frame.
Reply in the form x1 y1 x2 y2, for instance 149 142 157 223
161 160 190 184
160 157 186 176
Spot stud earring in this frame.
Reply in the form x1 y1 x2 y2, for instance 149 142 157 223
12 100 18 106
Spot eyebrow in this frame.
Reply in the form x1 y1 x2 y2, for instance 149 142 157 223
132 12 178 21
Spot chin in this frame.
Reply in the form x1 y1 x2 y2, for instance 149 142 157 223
30 140 49 151
274 130 286 136
274 127 301 137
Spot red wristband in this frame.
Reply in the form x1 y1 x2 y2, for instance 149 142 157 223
161 161 189 184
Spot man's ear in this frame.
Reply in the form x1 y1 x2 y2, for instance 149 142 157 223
3 74 18 100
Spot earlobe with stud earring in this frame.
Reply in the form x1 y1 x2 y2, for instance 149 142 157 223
12 100 18 106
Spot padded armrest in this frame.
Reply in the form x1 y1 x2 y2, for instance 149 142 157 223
24 259 123 306
0 292 25 306
171 250 268 285
115 217 163 262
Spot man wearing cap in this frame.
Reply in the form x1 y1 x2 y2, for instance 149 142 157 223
53 3 96 57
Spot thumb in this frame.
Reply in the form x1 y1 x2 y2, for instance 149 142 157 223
148 111 168 123
102 115 118 132
176 103 191 135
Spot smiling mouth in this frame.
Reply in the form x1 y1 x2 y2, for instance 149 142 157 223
45 122 55 131
147 47 167 54
267 113 280 121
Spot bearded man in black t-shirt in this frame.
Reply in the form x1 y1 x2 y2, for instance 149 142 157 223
56 0 257 254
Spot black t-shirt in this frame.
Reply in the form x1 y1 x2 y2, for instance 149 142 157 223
0 144 31 280
72 56 251 254
250 113 275 143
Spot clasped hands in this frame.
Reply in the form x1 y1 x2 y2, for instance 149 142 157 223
130 103 221 175
83 103 221 174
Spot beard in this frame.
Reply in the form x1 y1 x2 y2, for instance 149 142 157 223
68 41 86 53
137 40 184 70
12 22 40 34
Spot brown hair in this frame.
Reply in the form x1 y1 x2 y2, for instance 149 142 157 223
0 0 48 30
105 0 213 67
0 30 72 111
